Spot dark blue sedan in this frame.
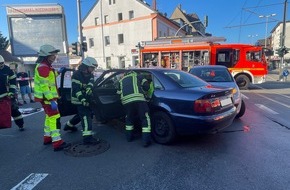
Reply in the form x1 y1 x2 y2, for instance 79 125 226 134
58 68 237 144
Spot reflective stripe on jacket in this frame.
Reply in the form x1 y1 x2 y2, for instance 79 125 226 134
0 65 17 98
34 62 59 102
71 70 94 105
118 72 147 105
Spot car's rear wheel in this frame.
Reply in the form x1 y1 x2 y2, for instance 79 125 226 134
152 111 176 144
236 100 246 118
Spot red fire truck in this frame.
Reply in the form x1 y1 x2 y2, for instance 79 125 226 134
139 37 268 89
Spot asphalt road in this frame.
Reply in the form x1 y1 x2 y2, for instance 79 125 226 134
1 72 290 190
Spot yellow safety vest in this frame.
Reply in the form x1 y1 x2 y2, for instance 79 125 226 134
34 63 59 102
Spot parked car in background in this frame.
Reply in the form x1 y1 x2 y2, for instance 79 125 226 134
189 65 245 118
58 68 237 144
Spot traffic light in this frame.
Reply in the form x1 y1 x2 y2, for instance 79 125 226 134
71 42 78 55
276 46 290 57
204 15 208 27
82 42 87 52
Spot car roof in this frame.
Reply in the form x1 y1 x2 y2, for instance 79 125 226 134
190 65 228 70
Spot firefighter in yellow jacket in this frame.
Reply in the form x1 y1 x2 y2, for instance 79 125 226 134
118 71 151 147
34 44 70 151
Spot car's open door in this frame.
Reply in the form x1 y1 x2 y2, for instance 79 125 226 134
91 70 126 122
57 68 78 117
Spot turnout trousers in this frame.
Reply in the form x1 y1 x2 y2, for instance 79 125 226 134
11 98 24 128
77 105 93 137
124 101 151 134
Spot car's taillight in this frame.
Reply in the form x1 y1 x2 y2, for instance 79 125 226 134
194 98 221 113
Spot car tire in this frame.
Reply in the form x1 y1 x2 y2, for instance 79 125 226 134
236 100 246 118
235 74 250 90
151 111 176 144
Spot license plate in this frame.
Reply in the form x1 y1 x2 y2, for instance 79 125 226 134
220 97 232 107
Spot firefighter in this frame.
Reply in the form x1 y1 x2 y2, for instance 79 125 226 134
34 44 70 151
117 71 152 147
71 57 100 145
0 55 25 131
63 114 80 132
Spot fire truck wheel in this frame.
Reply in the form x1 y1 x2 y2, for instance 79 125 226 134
236 75 250 90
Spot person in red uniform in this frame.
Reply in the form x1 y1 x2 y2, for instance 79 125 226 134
34 44 70 151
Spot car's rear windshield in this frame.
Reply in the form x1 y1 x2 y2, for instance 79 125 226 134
163 70 209 88
189 68 234 82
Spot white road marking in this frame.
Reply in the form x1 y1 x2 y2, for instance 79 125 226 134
255 93 290 108
255 104 279 115
241 94 249 99
11 173 48 190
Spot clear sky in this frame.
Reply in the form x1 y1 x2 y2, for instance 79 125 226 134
0 0 288 45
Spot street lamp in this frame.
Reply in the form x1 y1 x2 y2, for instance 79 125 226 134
259 13 276 48
248 34 258 45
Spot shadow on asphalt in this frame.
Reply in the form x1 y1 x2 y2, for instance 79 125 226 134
248 81 290 90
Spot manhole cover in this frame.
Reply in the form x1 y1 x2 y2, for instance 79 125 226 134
64 139 110 157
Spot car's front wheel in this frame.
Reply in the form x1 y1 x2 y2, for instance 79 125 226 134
151 111 176 144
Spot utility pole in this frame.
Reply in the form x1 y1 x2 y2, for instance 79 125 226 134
77 0 84 59
279 0 288 80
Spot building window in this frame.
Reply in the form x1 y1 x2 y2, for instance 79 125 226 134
119 56 125 68
106 57 111 69
129 10 134 19
94 17 99 25
118 34 124 44
105 36 110 46
118 13 123 21
89 38 94 48
109 0 116 5
104 15 108 24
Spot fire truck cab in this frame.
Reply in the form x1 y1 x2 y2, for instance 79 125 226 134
140 37 268 89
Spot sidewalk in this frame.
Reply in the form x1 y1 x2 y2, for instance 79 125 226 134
267 69 290 82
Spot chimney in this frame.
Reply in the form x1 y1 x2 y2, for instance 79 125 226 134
152 0 156 10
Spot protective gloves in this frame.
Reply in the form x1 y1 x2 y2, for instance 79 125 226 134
7 92 14 98
58 67 66 74
50 100 58 110
86 87 92 96
81 99 89 107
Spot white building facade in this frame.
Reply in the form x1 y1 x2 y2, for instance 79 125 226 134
270 21 290 62
81 0 185 69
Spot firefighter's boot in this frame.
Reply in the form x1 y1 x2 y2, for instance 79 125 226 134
83 135 100 145
125 130 133 142
53 140 71 151
63 123 78 132
142 132 151 147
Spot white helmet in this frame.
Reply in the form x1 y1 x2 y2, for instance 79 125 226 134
38 44 60 56
0 55 4 63
82 57 98 68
